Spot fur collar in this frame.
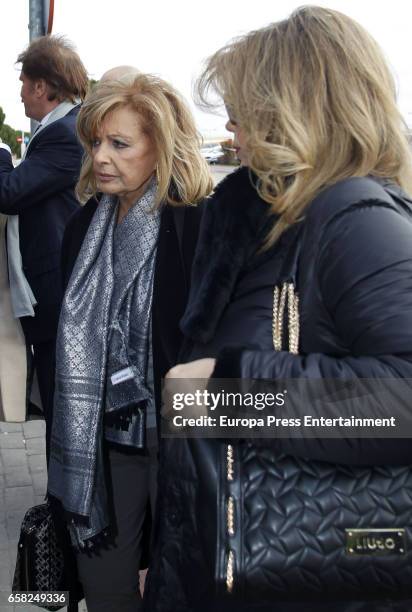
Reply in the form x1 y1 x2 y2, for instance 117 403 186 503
180 167 274 343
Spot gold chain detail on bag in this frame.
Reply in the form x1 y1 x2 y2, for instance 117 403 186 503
226 445 235 592
227 444 234 481
272 282 300 354
227 496 235 537
226 550 235 593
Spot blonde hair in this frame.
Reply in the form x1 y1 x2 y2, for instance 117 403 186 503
197 5 412 244
76 73 213 205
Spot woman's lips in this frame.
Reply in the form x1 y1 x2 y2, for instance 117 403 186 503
96 173 117 182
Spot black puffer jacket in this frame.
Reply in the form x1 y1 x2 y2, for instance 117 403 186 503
144 169 412 612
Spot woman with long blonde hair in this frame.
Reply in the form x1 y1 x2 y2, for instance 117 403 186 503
144 7 412 612
47 73 212 612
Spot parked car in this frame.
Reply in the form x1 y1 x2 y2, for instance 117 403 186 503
201 144 224 164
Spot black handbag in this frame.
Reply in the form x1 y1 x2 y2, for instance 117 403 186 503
216 275 412 605
12 502 81 611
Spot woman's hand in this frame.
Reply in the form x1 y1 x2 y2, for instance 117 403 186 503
163 359 217 418
166 358 216 380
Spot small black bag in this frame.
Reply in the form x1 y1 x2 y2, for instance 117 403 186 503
12 502 81 611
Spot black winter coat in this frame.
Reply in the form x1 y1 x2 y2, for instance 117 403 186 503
0 108 82 343
144 168 412 612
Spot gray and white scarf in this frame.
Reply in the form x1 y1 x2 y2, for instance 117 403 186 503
48 179 160 547
7 101 79 318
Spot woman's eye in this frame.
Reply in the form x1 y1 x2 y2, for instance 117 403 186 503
91 139 100 148
113 139 128 149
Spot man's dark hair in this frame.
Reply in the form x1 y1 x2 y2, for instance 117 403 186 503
17 35 89 102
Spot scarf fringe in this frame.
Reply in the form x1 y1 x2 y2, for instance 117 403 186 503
105 402 146 431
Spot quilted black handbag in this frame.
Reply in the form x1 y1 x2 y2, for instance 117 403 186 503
12 502 81 611
216 276 412 605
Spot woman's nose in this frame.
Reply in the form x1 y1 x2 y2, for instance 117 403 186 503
93 142 110 164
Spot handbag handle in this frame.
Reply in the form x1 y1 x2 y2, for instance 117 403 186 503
271 220 302 355
272 282 299 354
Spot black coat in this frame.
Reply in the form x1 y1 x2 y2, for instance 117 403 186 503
144 168 412 612
60 196 203 418
0 107 82 343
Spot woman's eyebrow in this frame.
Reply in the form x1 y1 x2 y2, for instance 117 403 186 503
107 132 133 142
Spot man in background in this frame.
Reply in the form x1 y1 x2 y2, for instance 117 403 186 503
0 35 88 460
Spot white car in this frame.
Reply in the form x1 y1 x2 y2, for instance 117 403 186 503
201 144 224 164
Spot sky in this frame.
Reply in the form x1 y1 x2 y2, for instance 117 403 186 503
1 0 412 138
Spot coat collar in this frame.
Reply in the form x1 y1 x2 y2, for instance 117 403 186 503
26 102 80 154
180 167 274 343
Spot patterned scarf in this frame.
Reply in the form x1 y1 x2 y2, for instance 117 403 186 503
48 179 160 547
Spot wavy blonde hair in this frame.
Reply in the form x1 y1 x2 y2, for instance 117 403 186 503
76 73 213 205
197 5 412 244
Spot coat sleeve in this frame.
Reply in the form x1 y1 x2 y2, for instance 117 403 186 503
212 203 412 465
0 123 81 214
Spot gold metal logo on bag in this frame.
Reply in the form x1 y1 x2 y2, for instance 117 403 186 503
346 529 406 555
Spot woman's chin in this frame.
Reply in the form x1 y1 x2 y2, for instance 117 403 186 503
236 155 249 167
96 183 119 196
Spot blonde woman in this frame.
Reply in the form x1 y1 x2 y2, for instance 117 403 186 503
47 74 212 612
144 7 412 612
